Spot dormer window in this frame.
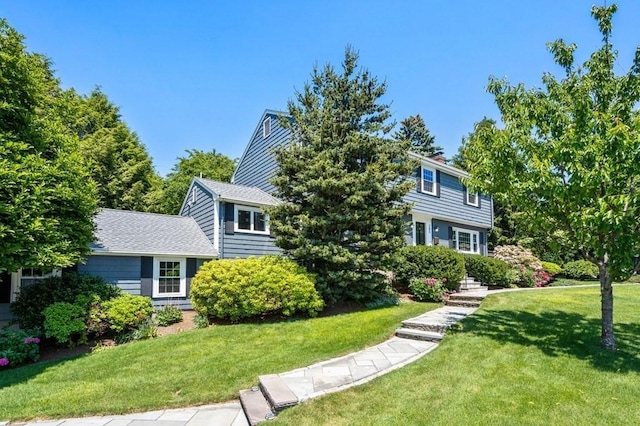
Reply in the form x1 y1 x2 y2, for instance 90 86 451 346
263 117 271 138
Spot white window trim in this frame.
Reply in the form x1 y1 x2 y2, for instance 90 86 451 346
412 213 433 246
20 268 60 279
452 227 480 255
153 257 186 298
234 205 270 235
466 191 479 207
191 187 197 205
420 166 437 196
263 117 271 138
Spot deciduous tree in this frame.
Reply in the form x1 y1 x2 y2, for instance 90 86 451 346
465 4 640 350
269 48 416 303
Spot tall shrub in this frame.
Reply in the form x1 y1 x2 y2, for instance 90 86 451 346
393 246 465 290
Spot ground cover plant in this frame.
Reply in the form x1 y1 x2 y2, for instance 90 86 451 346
0 301 430 421
274 285 640 425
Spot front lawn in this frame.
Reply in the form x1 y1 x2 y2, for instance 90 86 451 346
274 285 640 425
0 301 431 422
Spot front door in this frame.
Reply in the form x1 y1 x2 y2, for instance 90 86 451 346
0 272 11 304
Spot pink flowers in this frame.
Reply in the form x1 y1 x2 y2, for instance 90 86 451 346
24 337 40 345
0 358 9 367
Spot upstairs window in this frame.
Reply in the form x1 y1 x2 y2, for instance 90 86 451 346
263 117 271 138
466 191 479 207
421 166 437 195
235 205 269 234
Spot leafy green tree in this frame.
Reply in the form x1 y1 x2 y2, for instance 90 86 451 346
0 19 97 272
153 149 236 214
394 114 443 157
465 4 640 350
269 47 416 303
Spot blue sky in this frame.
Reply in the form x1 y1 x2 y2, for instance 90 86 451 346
4 1 640 176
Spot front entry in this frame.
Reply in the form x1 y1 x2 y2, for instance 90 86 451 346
0 272 11 304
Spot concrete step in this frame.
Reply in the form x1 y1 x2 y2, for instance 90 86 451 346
459 284 488 292
258 374 298 412
239 388 275 426
395 327 444 342
445 299 482 308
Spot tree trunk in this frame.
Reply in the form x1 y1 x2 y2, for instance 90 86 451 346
599 265 616 350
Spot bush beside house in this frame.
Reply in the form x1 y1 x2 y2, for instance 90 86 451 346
393 246 465 291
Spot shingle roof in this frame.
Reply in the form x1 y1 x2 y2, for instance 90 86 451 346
90 209 217 257
196 178 280 206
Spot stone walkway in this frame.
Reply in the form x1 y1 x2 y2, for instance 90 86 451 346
5 295 487 426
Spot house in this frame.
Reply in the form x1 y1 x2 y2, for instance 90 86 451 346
179 178 281 259
0 209 218 320
232 109 493 255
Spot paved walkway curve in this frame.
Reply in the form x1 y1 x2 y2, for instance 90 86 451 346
6 287 573 425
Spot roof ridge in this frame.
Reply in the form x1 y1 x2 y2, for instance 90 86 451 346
99 208 190 220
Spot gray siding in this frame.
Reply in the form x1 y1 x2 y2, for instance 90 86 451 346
0 304 11 321
233 112 290 195
180 181 216 246
220 201 281 258
78 255 141 283
406 170 492 228
432 219 487 256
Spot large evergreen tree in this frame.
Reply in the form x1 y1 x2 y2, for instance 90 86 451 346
0 19 97 272
269 48 416 303
465 5 640 350
394 114 443 157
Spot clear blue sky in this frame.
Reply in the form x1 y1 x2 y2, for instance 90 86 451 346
4 1 640 176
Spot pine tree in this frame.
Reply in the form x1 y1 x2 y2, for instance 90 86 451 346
394 114 443 157
269 48 416 303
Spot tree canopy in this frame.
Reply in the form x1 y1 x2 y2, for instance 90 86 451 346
394 114 443 157
269 48 416 303
0 19 97 272
465 4 640 350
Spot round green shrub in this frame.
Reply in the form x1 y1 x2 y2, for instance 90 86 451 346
155 305 183 326
190 256 325 321
409 277 448 302
102 293 154 333
464 255 511 286
43 302 87 346
0 328 40 368
541 261 562 276
563 260 599 280
393 246 465 290
10 273 120 331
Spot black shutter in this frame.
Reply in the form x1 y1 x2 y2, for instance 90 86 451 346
448 226 455 249
186 258 197 278
477 194 482 209
141 257 153 278
224 202 235 235
436 170 441 197
416 167 422 193
462 185 468 205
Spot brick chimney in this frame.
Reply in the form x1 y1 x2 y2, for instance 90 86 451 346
430 155 446 164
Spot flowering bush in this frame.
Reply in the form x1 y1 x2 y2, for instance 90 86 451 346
0 327 40 368
409 277 450 302
494 245 544 271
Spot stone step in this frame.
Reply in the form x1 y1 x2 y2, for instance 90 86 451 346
459 284 488 292
239 388 275 426
258 374 298 412
395 327 444 342
448 293 486 302
401 319 451 334
445 299 482 308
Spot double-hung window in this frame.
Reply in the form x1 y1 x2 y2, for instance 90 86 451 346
235 205 269 234
466 191 479 207
452 227 480 254
421 166 437 195
153 258 186 297
263 117 271 138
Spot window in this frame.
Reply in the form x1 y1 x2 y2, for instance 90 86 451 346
21 268 55 279
153 258 186 297
421 166 437 195
263 117 271 138
452 227 480 254
191 187 197 204
235 205 269 234
466 191 479 207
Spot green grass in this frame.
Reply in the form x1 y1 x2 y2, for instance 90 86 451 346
274 285 640 426
551 278 600 287
0 302 431 422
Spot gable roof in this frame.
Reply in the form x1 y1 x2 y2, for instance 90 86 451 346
409 151 470 179
90 209 217 258
195 178 280 206
231 109 290 184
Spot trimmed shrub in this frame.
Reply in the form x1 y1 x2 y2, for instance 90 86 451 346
409 277 449 302
393 246 465 290
563 260 599 280
156 305 183 326
10 273 120 331
541 261 563 276
102 294 154 333
0 328 40 368
464 255 511 287
190 256 324 321
43 302 87 346
494 245 544 271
